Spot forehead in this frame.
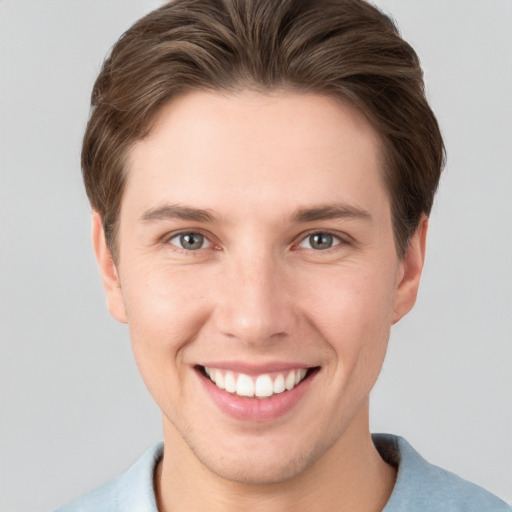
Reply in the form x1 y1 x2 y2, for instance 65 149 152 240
124 90 387 220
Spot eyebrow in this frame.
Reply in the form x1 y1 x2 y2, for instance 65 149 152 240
292 204 372 223
140 204 216 223
139 202 371 225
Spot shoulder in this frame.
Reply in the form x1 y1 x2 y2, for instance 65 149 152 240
373 434 511 512
54 442 163 512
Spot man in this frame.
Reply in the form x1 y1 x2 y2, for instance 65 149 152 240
56 0 510 510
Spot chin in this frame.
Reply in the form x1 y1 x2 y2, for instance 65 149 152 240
200 452 311 485
189 430 335 486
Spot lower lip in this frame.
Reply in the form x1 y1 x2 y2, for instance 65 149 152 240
197 369 316 422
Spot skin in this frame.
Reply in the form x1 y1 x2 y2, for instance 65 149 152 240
93 90 427 512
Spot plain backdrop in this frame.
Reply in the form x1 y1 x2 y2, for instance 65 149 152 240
1 1 510 510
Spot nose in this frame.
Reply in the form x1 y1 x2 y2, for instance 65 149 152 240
212 252 297 346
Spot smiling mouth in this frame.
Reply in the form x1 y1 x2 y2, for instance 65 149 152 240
198 366 319 399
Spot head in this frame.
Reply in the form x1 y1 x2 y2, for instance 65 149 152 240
83 0 444 263
86 0 444 487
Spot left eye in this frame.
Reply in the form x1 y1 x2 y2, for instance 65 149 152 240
168 232 211 251
298 232 341 251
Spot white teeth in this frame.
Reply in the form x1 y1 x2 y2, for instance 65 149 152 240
203 366 310 398
285 371 296 390
224 371 236 393
273 374 285 394
213 370 225 389
236 374 255 397
255 374 273 398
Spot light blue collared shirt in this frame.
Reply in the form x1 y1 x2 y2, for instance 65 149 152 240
55 434 510 512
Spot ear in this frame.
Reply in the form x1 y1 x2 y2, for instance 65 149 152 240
392 214 428 324
91 211 127 323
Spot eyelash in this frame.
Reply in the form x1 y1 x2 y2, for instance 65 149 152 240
166 231 214 253
164 229 350 255
295 230 344 251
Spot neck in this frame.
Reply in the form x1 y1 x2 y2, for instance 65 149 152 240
155 404 396 512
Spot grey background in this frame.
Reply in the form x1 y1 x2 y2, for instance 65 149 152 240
0 1 510 510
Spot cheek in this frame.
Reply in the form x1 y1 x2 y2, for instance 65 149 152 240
298 264 397 380
123 263 209 336
120 266 211 389
302 266 396 337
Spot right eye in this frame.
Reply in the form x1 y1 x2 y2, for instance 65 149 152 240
168 232 211 251
297 231 341 251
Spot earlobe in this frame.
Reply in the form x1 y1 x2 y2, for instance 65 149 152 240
392 214 428 324
91 212 128 323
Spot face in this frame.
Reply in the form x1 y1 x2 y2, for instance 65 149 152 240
93 90 426 484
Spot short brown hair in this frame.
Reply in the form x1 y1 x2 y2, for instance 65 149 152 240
82 0 445 260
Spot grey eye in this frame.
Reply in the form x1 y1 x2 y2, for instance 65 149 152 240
169 232 210 250
299 232 340 250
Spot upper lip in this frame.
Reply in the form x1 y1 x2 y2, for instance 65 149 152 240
196 361 317 375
